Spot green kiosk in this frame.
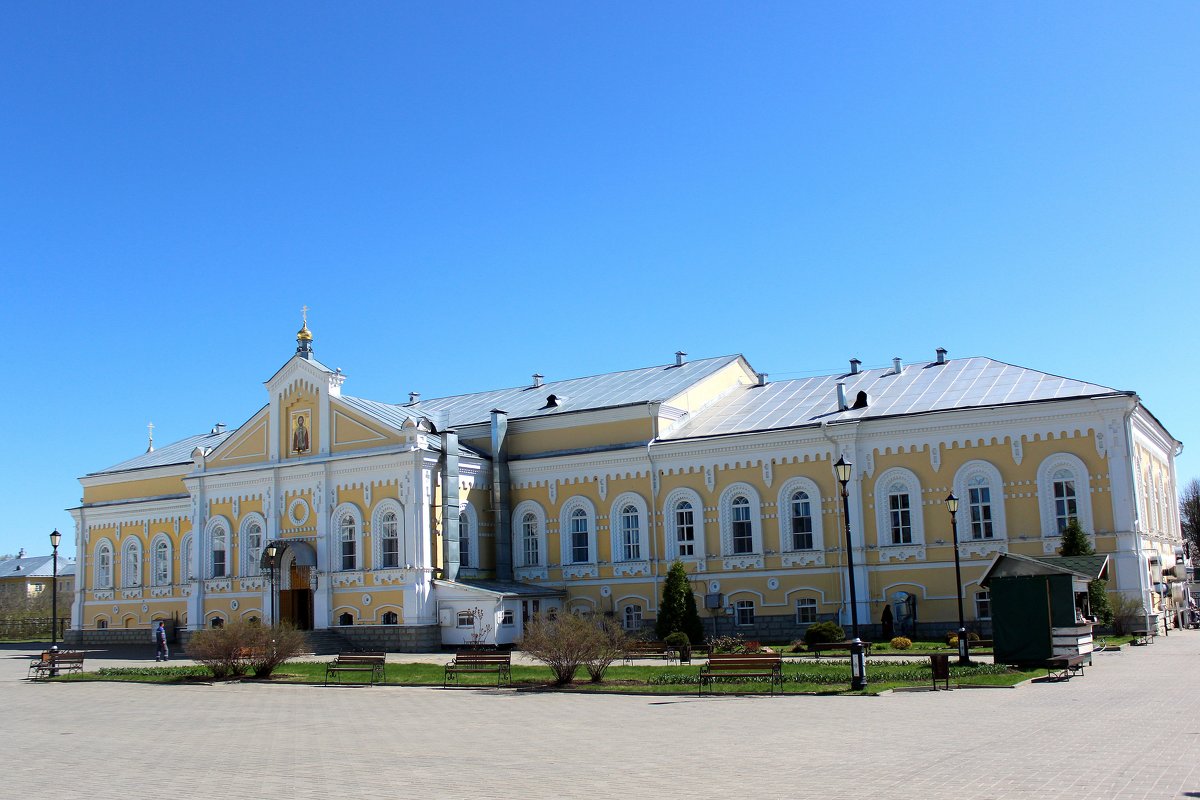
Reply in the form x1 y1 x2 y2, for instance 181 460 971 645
981 553 1109 667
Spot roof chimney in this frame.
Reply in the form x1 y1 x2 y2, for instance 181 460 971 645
675 351 687 367
756 372 768 387
935 347 947 365
849 358 861 375
408 391 420 405
892 357 902 375
836 381 848 412
213 422 226 434
532 373 544 388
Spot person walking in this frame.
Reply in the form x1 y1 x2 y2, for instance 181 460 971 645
153 621 169 662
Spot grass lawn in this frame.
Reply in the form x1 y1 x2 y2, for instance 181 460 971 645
57 659 1040 695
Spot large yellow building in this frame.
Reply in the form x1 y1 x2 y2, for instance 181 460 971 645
66 324 1184 649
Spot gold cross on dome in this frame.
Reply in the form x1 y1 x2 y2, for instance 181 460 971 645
301 305 309 325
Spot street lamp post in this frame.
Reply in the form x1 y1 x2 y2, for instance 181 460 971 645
944 493 971 665
265 544 278 626
834 456 867 691
49 529 61 677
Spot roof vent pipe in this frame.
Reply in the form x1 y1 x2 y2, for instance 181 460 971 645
849 358 861 375
892 357 902 375
675 351 687 367
409 392 420 405
532 373 543 388
936 347 947 365
756 372 768 387
836 381 848 411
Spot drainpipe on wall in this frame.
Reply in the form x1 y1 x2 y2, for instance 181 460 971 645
442 429 461 582
646 402 662 612
490 410 512 580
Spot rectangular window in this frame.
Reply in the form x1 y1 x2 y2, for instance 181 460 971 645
734 600 755 627
212 550 226 579
889 493 912 544
500 610 514 626
676 504 695 556
969 486 994 540
456 610 474 628
341 538 356 571
381 536 399 568
459 517 470 568
795 598 817 624
571 516 590 563
623 604 643 630
791 495 814 550
622 509 641 561
732 504 754 554
1054 479 1078 532
975 591 991 620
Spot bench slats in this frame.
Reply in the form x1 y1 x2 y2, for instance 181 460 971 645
698 653 784 696
325 653 386 686
444 651 512 688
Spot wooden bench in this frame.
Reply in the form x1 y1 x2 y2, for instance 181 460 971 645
444 650 512 688
1130 626 1158 646
698 653 783 695
324 652 386 685
623 641 676 664
808 640 873 658
1045 652 1089 682
30 651 85 679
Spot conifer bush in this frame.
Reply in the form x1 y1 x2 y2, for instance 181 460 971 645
803 620 845 647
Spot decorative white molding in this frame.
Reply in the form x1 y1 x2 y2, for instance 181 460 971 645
930 444 941 473
1011 438 1024 465
94 590 114 601
878 545 926 563
722 555 764 570
372 569 411 586
121 588 143 600
781 551 825 567
873 467 926 548
612 561 650 577
705 465 715 492
719 482 763 557
1036 452 1094 535
763 460 773 488
952 459 1008 543
562 564 599 579
558 495 597 569
204 579 232 592
150 587 173 598
332 571 365 587
288 497 310 527
598 475 608 501
548 481 557 504
515 565 549 581
777 476 825 556
240 578 265 591
961 540 1008 559
512 500 548 570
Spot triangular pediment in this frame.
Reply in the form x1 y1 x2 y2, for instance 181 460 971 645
331 403 405 451
207 407 270 467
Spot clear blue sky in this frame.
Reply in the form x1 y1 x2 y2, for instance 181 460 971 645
2 4 1197 559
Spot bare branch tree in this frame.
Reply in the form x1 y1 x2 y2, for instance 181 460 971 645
1181 478 1200 558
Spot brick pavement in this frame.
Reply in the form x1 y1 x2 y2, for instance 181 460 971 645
3 633 1199 799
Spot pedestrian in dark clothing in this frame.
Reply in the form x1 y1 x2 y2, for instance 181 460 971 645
153 621 169 662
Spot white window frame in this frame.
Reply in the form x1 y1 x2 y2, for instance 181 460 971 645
778 477 824 553
205 517 231 579
623 603 643 630
1036 453 1093 536
95 540 114 589
952 460 1007 542
873 468 925 549
664 487 705 560
558 496 597 566
122 539 142 588
795 597 818 624
500 609 515 626
719 483 763 556
239 512 266 577
371 499 405 570
512 500 547 571
610 492 648 564
975 590 991 620
331 502 363 572
456 610 475 628
734 599 755 627
151 535 172 587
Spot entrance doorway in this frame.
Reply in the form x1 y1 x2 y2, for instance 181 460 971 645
279 564 314 630
262 539 317 631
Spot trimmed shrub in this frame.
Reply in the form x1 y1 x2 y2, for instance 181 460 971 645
803 621 846 647
655 561 705 644
890 636 913 650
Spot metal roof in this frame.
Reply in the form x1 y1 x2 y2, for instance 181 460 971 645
89 430 235 476
0 554 75 579
665 356 1127 439
357 354 744 429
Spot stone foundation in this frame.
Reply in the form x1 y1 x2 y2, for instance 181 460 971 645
326 624 441 652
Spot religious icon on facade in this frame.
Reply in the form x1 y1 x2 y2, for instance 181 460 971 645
292 413 311 454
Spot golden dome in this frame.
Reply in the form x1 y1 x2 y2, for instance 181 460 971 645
296 323 313 342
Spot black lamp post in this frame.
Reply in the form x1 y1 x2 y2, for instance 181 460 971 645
945 493 971 665
834 456 867 691
49 529 61 645
265 544 278 626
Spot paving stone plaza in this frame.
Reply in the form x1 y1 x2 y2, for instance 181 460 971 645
5 634 1200 800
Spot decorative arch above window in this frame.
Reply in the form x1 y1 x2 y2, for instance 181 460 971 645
873 467 926 560
663 487 705 562
459 501 479 571
239 512 267 577
331 502 363 572
951 460 1008 556
1036 452 1093 539
777 477 825 566
610 492 649 575
94 539 114 589
719 483 763 568
512 500 547 579
372 499 405 570
122 538 142 588
559 495 598 577
180 533 195 582
204 516 231 580
150 534 173 587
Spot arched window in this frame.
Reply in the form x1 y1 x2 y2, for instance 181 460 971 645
610 493 648 563
379 510 400 568
95 541 113 589
181 534 194 581
570 508 589 563
122 540 141 588
381 611 398 625
719 483 762 557
152 538 171 586
778 477 825 556
789 492 814 549
1036 453 1093 536
240 516 264 576
457 502 478 570
338 612 354 626
209 523 228 578
459 513 471 568
953 461 1007 542
522 512 540 566
332 503 362 571
513 501 547 573
873 468 925 549
664 488 704 560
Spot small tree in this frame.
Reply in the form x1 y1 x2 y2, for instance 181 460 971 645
243 622 309 678
1181 478 1200 558
519 612 595 685
1058 519 1113 624
1110 591 1145 635
655 561 705 643
187 621 252 680
582 615 629 683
